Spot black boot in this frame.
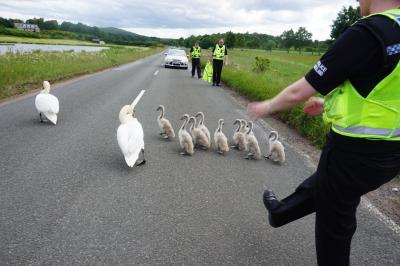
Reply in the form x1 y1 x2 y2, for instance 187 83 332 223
263 190 282 228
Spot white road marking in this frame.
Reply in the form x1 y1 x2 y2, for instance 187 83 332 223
361 197 400 236
154 70 159 76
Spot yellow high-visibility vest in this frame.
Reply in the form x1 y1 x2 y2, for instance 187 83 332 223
323 8 400 140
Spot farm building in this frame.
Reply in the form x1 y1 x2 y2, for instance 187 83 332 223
14 23 40 33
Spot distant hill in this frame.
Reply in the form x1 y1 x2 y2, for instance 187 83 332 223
100 27 162 44
101 27 142 38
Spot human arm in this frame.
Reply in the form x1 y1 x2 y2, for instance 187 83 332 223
247 78 317 120
248 17 386 120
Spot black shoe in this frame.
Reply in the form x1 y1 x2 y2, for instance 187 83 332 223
199 76 202 79
263 190 282 228
216 83 220 86
212 83 215 86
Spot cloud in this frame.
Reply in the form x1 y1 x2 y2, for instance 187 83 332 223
0 0 357 40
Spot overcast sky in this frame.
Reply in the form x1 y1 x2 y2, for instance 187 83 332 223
0 0 358 40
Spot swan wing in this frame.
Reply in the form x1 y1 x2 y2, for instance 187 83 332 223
35 93 59 124
35 93 59 113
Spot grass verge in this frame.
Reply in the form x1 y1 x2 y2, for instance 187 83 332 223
0 46 162 99
0 35 99 46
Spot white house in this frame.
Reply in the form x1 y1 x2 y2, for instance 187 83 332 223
14 23 40 33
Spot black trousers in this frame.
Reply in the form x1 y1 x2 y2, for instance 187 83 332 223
212 59 224 85
191 58 201 78
268 137 400 266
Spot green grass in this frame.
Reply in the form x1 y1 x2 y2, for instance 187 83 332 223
0 46 162 99
0 35 101 46
199 49 329 146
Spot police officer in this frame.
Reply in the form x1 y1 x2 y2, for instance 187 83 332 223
212 38 228 86
190 42 202 78
247 0 400 265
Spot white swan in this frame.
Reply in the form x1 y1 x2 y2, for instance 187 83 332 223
265 131 285 163
35 81 59 125
117 90 146 167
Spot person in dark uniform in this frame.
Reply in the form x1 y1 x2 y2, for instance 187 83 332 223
211 39 228 86
190 42 202 78
247 0 400 265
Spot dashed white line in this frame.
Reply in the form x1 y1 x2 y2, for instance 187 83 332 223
154 70 159 76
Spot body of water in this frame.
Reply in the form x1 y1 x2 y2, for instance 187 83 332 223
0 43 109 55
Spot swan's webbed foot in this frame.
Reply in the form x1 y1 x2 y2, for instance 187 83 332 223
244 153 255 160
136 149 146 166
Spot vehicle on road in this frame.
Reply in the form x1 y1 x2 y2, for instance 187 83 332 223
164 49 188 69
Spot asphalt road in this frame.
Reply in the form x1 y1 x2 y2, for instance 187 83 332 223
1 53 399 265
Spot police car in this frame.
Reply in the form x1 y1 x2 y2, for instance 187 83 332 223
164 49 189 69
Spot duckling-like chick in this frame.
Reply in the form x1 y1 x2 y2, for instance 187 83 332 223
195 112 211 143
265 131 285 163
244 121 261 160
214 119 229 154
156 105 175 139
232 119 247 151
178 114 194 155
189 116 211 150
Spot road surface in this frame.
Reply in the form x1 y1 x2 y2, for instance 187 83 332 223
1 53 399 265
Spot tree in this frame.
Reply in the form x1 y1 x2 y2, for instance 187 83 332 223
331 6 361 40
280 29 296 53
264 39 276 52
42 20 59 30
26 17 44 28
225 31 236 48
199 35 214 49
0 17 14 28
235 33 245 47
294 27 312 54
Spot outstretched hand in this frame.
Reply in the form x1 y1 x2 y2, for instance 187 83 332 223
247 100 271 121
303 97 324 116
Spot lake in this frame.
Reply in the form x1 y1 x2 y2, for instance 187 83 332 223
0 43 109 55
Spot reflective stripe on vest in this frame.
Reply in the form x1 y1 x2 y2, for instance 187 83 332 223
394 128 400 137
213 45 225 60
333 125 392 137
323 8 400 141
192 47 201 58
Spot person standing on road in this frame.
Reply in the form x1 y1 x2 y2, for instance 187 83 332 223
247 1 400 265
211 39 228 86
190 42 202 78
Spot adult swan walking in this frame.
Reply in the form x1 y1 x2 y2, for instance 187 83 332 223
117 90 146 167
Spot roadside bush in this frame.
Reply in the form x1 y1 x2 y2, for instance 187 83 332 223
252 56 270 72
